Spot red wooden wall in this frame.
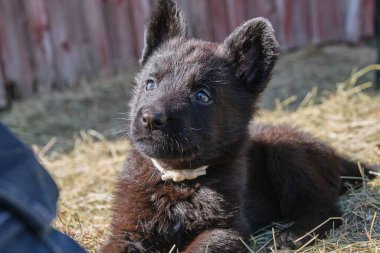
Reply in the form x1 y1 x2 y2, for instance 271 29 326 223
0 0 375 108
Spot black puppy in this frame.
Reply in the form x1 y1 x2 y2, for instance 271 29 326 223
101 1 376 252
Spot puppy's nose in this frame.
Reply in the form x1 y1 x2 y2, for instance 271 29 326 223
141 111 167 130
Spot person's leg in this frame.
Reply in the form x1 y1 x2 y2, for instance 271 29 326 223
0 123 86 253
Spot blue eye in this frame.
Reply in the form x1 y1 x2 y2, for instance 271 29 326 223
146 80 157 91
195 90 211 103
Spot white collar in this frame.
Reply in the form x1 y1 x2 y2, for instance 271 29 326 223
151 158 208 182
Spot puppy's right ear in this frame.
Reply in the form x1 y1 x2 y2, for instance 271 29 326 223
140 0 187 65
224 18 279 94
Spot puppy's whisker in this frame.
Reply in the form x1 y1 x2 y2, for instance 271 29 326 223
112 129 128 136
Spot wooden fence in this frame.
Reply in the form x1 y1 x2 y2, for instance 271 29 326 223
0 0 375 108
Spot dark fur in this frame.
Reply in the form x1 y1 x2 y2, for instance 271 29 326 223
101 1 377 252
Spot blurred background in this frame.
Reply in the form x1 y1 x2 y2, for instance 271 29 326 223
0 0 378 147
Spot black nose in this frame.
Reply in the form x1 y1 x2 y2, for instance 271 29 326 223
141 111 167 130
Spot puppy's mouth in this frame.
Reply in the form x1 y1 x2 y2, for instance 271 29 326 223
133 136 200 161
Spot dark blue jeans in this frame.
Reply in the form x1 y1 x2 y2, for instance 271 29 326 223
0 123 86 253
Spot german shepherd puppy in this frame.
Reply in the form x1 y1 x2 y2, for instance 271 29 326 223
101 1 377 252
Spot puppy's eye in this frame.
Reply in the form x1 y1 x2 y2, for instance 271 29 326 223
195 90 211 103
146 80 157 91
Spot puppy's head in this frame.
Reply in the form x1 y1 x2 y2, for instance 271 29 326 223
129 0 279 167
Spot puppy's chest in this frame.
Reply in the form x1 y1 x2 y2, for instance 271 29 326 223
141 182 235 237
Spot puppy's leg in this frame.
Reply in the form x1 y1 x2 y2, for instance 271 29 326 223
184 229 248 253
100 233 146 253
275 207 342 249
265 145 342 249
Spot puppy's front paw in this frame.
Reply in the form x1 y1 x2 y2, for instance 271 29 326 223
270 231 303 250
100 239 145 253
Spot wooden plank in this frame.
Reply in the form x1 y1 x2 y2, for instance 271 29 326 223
245 0 280 46
345 0 361 42
66 0 94 76
0 11 7 108
43 0 82 87
104 0 137 70
81 0 112 73
129 0 151 57
181 0 213 41
273 0 293 49
0 0 34 98
309 0 322 44
245 0 277 19
208 0 229 42
23 0 56 92
375 0 380 89
360 0 374 38
289 0 312 48
0 77 6 109
177 0 194 36
225 0 247 31
325 0 346 41
0 52 7 108
310 0 346 44
274 0 313 49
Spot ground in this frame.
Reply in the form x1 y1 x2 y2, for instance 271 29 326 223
1 43 380 252
266 43 377 109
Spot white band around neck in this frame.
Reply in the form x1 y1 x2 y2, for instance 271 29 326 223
151 158 208 182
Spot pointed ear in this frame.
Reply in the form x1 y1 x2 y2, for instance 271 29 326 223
140 0 187 65
223 18 279 93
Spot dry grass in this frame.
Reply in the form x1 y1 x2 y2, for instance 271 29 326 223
36 133 128 251
1 65 380 252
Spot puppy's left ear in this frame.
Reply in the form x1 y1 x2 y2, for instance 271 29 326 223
140 0 187 65
224 18 279 93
